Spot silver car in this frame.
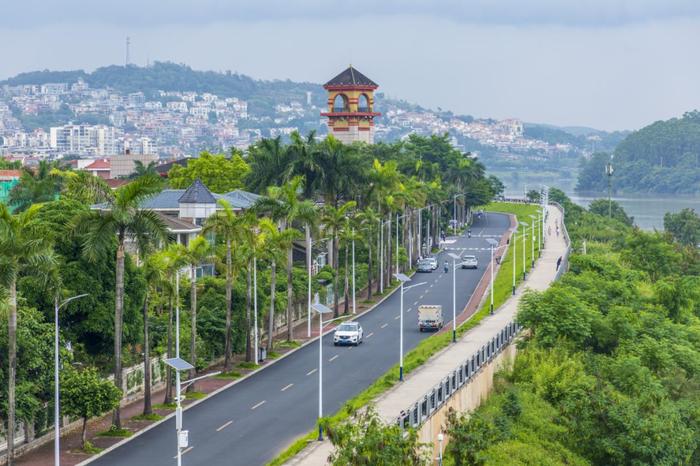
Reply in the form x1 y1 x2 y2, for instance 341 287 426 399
333 322 364 346
425 257 438 270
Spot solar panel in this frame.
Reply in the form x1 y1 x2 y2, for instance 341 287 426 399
164 357 194 372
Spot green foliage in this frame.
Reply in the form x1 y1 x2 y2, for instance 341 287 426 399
587 199 634 226
576 111 700 193
328 407 430 465
664 208 700 247
168 151 250 193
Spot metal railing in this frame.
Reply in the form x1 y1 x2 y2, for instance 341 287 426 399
396 321 522 430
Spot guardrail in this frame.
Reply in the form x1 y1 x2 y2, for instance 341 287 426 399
396 320 522 430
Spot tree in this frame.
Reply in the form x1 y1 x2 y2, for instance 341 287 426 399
168 151 250 193
588 199 634 226
525 189 541 203
0 204 55 464
203 200 249 371
8 161 62 212
254 177 315 341
328 407 429 465
664 208 700 247
72 176 166 428
180 236 213 383
322 201 357 317
61 366 121 449
245 136 293 194
130 161 159 179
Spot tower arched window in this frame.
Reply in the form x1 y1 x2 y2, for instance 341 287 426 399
358 94 370 112
333 94 349 112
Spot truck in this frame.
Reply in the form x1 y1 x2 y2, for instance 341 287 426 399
418 305 444 332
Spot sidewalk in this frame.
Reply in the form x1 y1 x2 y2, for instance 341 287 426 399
287 205 567 465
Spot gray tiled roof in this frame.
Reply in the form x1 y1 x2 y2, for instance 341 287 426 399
325 66 378 87
178 179 217 204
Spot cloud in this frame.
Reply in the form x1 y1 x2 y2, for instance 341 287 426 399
3 0 700 29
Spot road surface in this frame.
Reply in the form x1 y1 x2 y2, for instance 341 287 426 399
91 212 509 466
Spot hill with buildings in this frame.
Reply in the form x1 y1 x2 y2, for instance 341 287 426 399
577 111 700 194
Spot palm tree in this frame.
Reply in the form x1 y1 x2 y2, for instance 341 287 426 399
8 160 62 212
259 219 300 352
72 176 166 428
322 201 356 317
203 200 248 372
130 160 159 179
245 136 292 194
355 207 379 299
181 235 213 385
160 243 187 404
0 204 55 465
254 177 316 341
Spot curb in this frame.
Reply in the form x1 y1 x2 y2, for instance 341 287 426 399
78 268 415 465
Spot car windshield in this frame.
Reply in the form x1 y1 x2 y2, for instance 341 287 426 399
337 323 357 332
419 260 431 265
464 256 476 260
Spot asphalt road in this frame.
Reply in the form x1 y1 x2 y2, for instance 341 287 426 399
91 212 510 466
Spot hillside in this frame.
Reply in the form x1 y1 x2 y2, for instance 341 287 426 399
576 111 700 194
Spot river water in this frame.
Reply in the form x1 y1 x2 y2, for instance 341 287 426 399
502 177 700 231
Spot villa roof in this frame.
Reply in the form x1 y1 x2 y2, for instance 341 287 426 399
154 212 201 233
84 159 111 170
178 179 217 204
325 66 378 88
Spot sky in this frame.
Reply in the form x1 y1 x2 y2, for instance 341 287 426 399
2 0 700 131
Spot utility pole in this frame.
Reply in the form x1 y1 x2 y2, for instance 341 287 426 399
606 159 614 219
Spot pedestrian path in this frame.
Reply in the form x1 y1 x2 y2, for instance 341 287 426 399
286 205 568 465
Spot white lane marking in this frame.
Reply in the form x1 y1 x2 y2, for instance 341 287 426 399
366 332 374 339
419 294 425 299
380 323 388 329
395 315 400 320
306 368 317 376
281 383 294 392
429 284 434 288
406 308 413 312
174 447 194 458
329 355 339 362
413 301 418 305
251 400 266 410
216 420 233 432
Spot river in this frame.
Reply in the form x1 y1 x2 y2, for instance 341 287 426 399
502 177 700 230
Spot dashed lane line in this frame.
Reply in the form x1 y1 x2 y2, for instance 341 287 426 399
380 323 388 329
251 400 266 410
366 332 374 339
329 355 339 362
413 301 418 306
281 383 294 392
394 315 400 320
306 368 317 376
216 420 233 432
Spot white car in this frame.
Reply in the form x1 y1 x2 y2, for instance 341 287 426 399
425 257 438 270
333 322 364 346
460 255 479 269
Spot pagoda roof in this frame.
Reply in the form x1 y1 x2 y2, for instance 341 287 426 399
325 66 378 88
178 179 217 204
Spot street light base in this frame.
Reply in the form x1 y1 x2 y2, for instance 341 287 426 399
512 285 515 296
490 304 494 315
452 329 456 343
399 366 404 382
318 424 323 441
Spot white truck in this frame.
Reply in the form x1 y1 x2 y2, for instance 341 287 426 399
418 305 444 332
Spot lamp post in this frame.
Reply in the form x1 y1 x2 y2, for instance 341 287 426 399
164 357 220 466
253 256 258 364
394 273 426 381
307 237 329 336
437 432 444 466
448 252 462 343
519 221 528 279
528 215 536 269
54 293 88 466
486 239 498 314
511 228 517 295
452 194 464 236
352 228 356 315
311 301 333 441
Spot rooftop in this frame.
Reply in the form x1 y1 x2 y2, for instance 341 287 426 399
178 178 217 204
324 66 378 88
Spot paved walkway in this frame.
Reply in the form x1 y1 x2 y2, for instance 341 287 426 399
286 205 567 465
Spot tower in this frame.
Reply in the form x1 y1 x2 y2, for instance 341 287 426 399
321 65 380 144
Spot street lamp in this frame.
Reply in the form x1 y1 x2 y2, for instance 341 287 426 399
519 221 528 279
448 252 462 343
528 215 536 269
394 273 426 381
311 301 333 441
352 228 356 315
486 239 498 314
511 227 517 295
164 357 221 466
307 237 329 337
54 293 88 466
437 432 444 466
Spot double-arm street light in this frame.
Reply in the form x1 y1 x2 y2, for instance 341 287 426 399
307 237 329 337
394 273 426 381
448 252 462 343
54 293 88 466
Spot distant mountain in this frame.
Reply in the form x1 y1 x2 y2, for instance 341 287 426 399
1 62 325 117
576 111 700 194
523 123 628 153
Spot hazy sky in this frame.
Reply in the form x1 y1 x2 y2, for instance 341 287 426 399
2 0 700 131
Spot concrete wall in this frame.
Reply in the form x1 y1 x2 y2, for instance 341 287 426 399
419 341 518 454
